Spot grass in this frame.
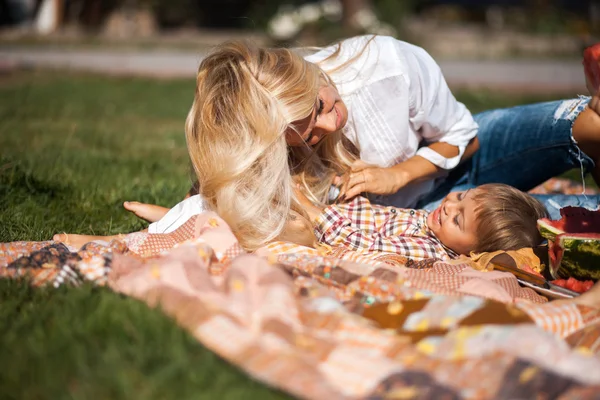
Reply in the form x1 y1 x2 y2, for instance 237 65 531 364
0 281 287 400
0 70 288 400
0 69 592 399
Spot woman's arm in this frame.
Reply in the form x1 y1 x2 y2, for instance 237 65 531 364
391 138 479 185
339 138 478 201
403 41 479 170
339 40 479 200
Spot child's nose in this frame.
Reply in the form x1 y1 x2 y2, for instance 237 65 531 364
444 201 458 214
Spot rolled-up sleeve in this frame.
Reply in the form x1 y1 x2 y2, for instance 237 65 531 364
397 41 478 170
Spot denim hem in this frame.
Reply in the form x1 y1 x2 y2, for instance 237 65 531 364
565 96 594 193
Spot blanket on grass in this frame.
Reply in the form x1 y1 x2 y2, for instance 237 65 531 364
2 213 600 399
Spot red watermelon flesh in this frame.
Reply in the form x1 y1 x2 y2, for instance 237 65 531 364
584 43 600 94
538 206 600 238
547 239 564 272
551 277 595 294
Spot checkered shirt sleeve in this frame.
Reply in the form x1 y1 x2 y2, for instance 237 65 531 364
314 197 452 261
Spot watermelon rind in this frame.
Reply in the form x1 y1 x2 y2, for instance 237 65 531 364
537 218 564 241
554 234 600 281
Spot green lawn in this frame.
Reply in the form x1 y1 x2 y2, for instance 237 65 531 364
0 70 590 399
0 70 288 400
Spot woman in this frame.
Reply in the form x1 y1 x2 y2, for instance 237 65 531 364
60 35 600 251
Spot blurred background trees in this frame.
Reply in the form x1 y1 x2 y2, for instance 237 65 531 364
1 0 598 55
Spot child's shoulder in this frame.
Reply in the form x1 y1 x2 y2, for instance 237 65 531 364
330 196 430 222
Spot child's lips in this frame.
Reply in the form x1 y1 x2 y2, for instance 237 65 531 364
434 206 442 226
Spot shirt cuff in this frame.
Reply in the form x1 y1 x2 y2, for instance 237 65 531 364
416 144 466 170
148 195 206 234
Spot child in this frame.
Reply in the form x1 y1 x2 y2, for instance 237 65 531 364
296 183 548 260
56 40 600 254
56 183 548 261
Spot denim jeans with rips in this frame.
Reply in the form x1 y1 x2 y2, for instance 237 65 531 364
416 97 599 219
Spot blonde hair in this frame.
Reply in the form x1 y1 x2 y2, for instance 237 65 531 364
472 184 549 253
185 40 358 251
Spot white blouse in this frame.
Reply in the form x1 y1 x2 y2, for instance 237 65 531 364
149 36 478 234
305 35 478 208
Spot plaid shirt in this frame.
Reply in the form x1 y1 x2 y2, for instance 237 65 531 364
314 196 457 261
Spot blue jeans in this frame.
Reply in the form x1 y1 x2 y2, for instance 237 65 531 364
416 97 599 219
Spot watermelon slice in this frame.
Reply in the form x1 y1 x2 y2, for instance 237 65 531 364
537 206 600 281
551 277 595 294
583 43 600 94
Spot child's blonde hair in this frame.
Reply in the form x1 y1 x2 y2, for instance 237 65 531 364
472 184 549 253
185 40 357 251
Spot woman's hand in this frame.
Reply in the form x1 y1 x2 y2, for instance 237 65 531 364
335 139 480 202
335 160 408 201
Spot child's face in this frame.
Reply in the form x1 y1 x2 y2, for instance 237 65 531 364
426 189 480 255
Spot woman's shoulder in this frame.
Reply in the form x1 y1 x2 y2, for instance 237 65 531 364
305 36 412 94
337 34 398 52
304 35 397 65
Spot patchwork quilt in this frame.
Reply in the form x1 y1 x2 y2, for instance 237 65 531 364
2 212 600 399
